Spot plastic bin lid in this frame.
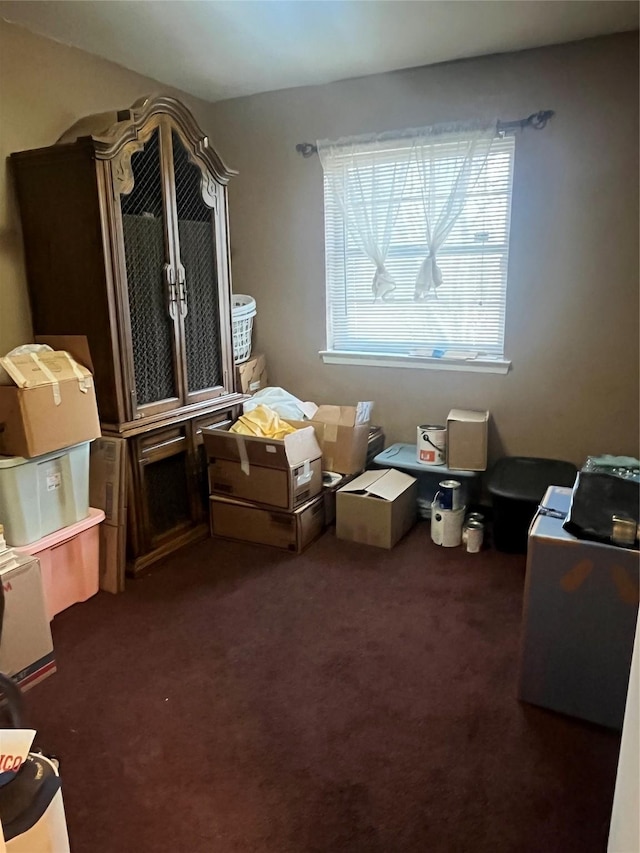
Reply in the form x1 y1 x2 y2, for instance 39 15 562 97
12 507 105 554
0 441 91 468
487 456 577 502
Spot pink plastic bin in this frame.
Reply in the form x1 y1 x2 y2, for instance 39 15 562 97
14 508 105 620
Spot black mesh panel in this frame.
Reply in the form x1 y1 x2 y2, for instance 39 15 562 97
121 130 177 406
145 452 191 538
172 131 222 393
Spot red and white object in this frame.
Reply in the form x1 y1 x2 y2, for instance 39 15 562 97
417 425 446 465
14 508 104 620
1 753 71 853
0 557 55 690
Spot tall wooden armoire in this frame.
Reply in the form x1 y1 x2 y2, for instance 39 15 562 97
11 95 246 574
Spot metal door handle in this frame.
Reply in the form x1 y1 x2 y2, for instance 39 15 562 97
177 265 188 318
164 263 177 319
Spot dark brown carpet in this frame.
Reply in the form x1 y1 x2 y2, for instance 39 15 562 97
26 526 620 853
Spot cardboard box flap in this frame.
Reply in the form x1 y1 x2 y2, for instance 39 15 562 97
314 402 373 428
35 335 94 373
280 425 322 467
448 409 489 423
367 469 416 500
340 468 416 500
340 469 388 493
0 351 93 392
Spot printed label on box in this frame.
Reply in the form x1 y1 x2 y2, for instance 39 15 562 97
46 472 61 491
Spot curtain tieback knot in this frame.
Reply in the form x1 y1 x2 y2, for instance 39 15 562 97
414 253 443 300
373 265 396 302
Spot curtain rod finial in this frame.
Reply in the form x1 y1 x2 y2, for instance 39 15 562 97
529 110 554 129
296 142 318 158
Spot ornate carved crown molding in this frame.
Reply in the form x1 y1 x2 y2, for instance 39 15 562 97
56 94 237 186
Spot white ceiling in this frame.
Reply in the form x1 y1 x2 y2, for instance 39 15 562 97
1 0 637 103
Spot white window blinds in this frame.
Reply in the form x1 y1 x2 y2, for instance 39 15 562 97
320 128 515 358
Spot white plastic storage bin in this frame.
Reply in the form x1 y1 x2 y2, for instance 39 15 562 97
0 441 91 546
14 508 104 620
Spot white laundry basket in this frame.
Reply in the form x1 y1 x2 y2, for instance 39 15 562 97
232 295 257 364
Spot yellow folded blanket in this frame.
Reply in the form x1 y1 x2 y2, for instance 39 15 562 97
230 404 297 440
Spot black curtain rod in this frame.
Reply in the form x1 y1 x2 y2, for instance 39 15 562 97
295 110 554 158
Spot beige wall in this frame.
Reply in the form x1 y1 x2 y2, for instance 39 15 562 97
206 33 639 465
0 19 212 352
1 23 638 465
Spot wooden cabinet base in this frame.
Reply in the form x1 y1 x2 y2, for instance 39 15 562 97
101 405 240 580
127 524 209 577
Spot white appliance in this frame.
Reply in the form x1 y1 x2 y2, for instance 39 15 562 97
2 752 70 853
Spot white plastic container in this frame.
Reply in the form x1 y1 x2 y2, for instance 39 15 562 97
0 442 91 546
430 503 465 547
232 294 257 364
14 508 104 620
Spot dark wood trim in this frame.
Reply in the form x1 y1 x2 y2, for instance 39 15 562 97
57 95 237 185
218 184 237 394
100 394 246 438
96 158 129 425
128 524 209 577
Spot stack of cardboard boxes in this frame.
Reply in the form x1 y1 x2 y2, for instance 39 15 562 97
204 402 373 553
0 337 103 688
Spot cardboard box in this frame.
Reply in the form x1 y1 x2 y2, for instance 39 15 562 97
336 468 417 549
0 555 56 691
236 354 268 395
204 424 322 511
210 494 325 553
0 336 101 458
519 486 639 730
446 409 489 471
294 402 373 475
90 437 128 593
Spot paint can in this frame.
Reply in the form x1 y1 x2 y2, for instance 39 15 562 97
434 480 462 510
466 512 485 525
465 520 484 553
462 512 485 544
430 504 465 547
417 425 446 466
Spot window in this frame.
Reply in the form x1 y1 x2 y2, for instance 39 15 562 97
320 126 515 370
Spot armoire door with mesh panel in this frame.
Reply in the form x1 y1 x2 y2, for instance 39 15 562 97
171 130 230 403
119 126 182 419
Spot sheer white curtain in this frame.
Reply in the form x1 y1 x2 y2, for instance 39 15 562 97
318 137 411 301
413 125 496 299
319 123 497 303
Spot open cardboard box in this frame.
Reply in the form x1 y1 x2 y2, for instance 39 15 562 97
336 468 417 549
203 422 323 511
290 402 373 476
0 335 101 458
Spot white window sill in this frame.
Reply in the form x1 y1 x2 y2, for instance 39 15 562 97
319 350 511 374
